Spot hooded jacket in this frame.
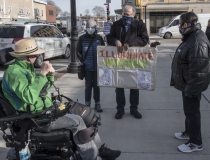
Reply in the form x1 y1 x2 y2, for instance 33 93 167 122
170 23 210 96
1 59 54 113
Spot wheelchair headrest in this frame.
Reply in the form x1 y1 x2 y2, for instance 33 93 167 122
0 80 16 117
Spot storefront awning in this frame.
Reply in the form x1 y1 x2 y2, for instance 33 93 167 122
115 4 189 14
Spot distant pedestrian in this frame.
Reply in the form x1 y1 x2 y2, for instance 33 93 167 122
170 12 210 153
205 19 210 42
77 19 105 112
107 4 149 119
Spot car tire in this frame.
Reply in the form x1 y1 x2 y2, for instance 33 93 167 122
34 54 44 68
164 32 172 39
62 45 71 59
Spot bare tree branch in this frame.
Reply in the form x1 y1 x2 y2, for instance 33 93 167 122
92 6 105 17
84 9 90 16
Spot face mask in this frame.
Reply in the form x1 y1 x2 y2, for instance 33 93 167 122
179 22 197 35
179 26 186 35
33 55 40 67
122 16 134 26
86 28 96 35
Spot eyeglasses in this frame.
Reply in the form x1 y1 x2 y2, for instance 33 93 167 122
29 55 38 58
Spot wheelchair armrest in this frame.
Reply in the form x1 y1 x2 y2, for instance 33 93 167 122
0 110 46 122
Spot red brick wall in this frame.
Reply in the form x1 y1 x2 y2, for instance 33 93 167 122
46 5 56 23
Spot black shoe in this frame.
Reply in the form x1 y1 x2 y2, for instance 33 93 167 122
99 144 121 160
130 110 142 119
95 104 103 112
115 111 124 119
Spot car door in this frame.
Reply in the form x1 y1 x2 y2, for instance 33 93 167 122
168 20 180 37
52 26 65 56
41 25 55 59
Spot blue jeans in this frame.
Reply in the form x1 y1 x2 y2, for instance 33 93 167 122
116 88 139 111
85 71 100 105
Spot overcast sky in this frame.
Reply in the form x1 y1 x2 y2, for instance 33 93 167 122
45 0 122 16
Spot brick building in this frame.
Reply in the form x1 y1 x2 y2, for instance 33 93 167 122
46 5 56 23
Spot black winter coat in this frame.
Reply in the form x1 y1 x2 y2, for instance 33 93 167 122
170 24 210 97
107 19 149 47
205 27 210 42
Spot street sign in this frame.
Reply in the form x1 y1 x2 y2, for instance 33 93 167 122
106 0 111 3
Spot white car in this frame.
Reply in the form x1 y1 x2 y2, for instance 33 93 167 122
0 21 71 67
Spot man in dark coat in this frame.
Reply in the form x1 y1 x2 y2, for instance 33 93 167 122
107 4 149 119
171 12 210 153
205 19 210 42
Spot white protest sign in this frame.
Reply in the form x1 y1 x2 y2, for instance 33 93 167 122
97 46 157 90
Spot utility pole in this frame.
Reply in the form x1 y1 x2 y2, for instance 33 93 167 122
67 0 78 73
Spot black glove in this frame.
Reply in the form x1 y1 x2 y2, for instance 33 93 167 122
150 41 161 48
184 93 196 98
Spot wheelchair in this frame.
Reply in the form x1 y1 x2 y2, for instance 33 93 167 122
0 80 100 160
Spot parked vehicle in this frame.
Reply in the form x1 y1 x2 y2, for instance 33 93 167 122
158 14 210 39
0 21 71 67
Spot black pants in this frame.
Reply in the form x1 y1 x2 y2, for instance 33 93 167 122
182 92 202 145
116 88 139 111
85 71 100 105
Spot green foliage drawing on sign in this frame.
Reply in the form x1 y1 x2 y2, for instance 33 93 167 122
103 58 149 69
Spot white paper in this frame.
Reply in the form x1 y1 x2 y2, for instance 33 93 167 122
137 71 152 90
99 68 112 86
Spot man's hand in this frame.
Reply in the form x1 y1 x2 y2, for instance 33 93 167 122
115 40 123 53
40 61 54 76
124 43 129 51
47 66 55 76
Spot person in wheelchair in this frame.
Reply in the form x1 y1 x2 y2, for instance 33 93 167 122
1 38 121 160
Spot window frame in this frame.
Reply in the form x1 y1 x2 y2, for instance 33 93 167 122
19 8 24 14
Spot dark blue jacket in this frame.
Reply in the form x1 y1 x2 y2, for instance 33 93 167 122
77 33 105 71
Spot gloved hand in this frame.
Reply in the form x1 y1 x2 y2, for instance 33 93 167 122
184 93 196 98
150 41 161 48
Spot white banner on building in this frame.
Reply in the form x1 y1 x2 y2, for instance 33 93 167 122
97 46 157 91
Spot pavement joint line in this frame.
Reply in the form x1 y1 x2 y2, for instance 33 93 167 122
121 151 210 155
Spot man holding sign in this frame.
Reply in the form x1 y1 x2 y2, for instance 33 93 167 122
107 4 149 119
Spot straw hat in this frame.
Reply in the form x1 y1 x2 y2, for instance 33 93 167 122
9 38 45 57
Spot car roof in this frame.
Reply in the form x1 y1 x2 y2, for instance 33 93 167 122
0 21 53 26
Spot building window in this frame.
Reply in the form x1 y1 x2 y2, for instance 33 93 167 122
8 6 12 13
26 9 30 15
0 5 3 12
42 10 43 16
156 0 164 2
49 10 54 16
125 0 132 2
19 8 24 14
34 8 39 17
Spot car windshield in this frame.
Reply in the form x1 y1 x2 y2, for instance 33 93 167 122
97 28 103 32
0 26 25 38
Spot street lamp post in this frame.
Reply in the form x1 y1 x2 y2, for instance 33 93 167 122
67 0 78 73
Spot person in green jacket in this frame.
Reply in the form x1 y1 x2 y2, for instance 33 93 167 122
2 38 54 113
1 38 121 160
